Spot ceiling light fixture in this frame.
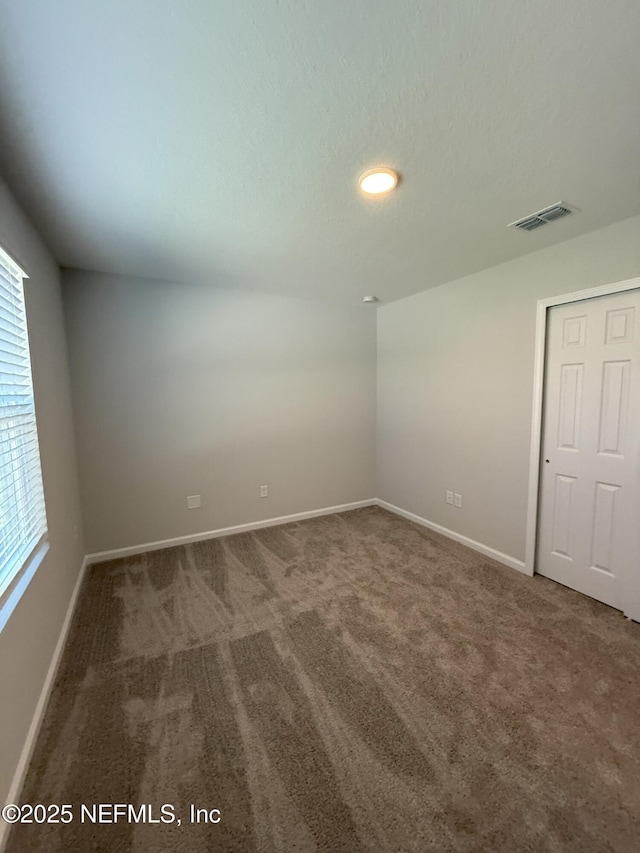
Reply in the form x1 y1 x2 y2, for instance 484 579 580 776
358 167 398 195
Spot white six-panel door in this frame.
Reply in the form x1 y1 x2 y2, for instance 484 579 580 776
537 289 640 613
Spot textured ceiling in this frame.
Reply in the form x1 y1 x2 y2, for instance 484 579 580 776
0 0 638 303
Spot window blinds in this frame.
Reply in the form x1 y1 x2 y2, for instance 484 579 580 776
0 246 47 599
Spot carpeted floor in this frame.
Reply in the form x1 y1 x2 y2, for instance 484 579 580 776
7 506 640 852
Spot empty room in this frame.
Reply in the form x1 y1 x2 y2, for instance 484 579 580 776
1 1 639 851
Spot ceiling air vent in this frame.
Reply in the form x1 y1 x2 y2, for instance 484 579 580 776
509 202 577 232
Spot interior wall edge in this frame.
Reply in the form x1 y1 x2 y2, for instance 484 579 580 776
377 499 529 575
0 556 88 853
86 499 378 565
0 177 86 815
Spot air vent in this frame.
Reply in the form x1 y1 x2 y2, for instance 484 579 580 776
509 202 577 232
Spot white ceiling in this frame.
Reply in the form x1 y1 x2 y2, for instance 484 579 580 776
0 0 638 303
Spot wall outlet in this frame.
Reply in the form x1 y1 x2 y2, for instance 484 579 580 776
446 490 454 505
454 493 462 508
187 494 201 509
260 485 268 498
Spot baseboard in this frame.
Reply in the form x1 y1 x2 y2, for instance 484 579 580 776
377 499 529 575
0 556 88 853
86 499 378 565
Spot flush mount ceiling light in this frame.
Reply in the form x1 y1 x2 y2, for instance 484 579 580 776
358 167 398 195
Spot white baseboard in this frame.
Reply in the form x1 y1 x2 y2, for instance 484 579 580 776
377 499 529 575
86 499 377 565
0 557 88 853
86 498 528 574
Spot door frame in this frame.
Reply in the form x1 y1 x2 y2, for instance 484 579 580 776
524 276 640 589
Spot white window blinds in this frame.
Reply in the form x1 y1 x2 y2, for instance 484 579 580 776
0 245 47 600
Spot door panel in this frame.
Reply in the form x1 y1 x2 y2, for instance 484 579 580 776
598 360 629 455
551 474 576 559
557 363 583 449
590 482 618 574
537 289 640 615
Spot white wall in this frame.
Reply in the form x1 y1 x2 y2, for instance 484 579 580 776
0 181 84 807
377 215 640 562
63 271 377 554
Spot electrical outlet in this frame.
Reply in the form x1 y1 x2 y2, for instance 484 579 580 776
187 494 201 509
454 493 462 508
446 490 454 505
260 485 268 498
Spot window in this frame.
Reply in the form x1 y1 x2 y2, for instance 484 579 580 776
0 243 47 610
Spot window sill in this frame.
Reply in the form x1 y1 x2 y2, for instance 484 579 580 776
0 537 50 633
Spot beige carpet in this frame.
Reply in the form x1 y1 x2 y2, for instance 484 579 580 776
7 506 640 852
